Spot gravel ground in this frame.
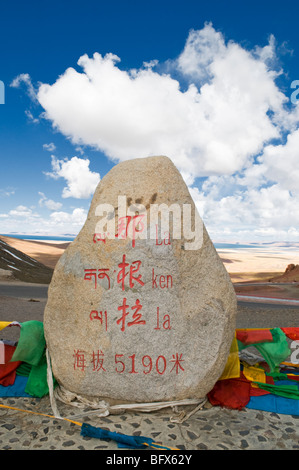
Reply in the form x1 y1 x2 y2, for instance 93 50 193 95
1 394 299 452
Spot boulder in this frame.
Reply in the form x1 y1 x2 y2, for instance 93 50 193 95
44 156 237 404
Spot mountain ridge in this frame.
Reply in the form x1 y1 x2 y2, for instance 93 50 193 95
0 238 53 284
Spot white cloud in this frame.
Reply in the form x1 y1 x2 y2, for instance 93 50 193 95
49 207 87 227
10 73 37 102
43 142 56 152
0 205 87 236
25 110 39 124
190 176 299 242
0 187 15 197
37 24 295 186
38 192 62 211
256 128 299 195
176 23 227 83
12 24 299 241
75 146 85 155
45 156 100 199
9 205 39 218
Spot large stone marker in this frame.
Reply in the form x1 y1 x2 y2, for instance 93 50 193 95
44 156 237 404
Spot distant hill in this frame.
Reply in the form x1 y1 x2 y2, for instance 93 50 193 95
0 238 53 284
269 264 299 283
0 235 69 269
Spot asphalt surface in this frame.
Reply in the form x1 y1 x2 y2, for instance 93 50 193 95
236 301 299 328
0 281 299 327
2 282 299 325
0 282 48 300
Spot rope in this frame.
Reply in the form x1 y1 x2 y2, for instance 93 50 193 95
170 398 207 423
46 348 61 419
0 402 179 450
46 348 207 422
0 403 82 427
55 384 206 420
0 347 206 450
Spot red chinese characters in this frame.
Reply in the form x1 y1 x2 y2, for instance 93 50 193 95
91 350 106 372
79 230 185 378
117 298 145 332
93 233 107 244
170 353 185 374
117 254 144 291
73 350 184 375
115 214 145 248
73 350 86 371
116 255 145 331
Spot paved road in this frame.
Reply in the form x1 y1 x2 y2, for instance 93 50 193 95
0 282 298 329
0 283 48 300
0 281 298 307
236 300 299 328
239 300 299 309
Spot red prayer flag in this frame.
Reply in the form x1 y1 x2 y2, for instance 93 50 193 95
207 373 251 410
281 328 299 341
0 344 22 386
236 329 273 345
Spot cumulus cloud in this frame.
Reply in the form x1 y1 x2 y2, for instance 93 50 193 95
45 156 100 199
0 205 87 236
43 142 56 152
9 205 39 218
256 129 299 194
0 187 15 197
13 23 299 240
37 23 296 186
10 73 38 102
191 125 299 240
49 207 87 227
190 174 299 242
38 192 62 211
25 110 39 124
176 23 227 83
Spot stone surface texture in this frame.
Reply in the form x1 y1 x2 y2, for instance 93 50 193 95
44 156 237 403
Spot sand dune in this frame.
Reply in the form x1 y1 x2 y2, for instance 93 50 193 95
219 246 299 282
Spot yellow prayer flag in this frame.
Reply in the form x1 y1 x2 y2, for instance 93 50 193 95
219 336 240 380
0 321 14 331
243 364 266 383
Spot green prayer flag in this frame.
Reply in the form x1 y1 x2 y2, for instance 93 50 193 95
253 381 299 400
254 328 291 373
11 321 45 366
10 320 56 398
238 328 291 373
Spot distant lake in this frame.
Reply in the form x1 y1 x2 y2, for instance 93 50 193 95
214 242 299 250
0 234 296 250
0 234 76 242
214 243 263 249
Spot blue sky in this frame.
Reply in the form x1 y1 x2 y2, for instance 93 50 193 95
1 0 299 241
